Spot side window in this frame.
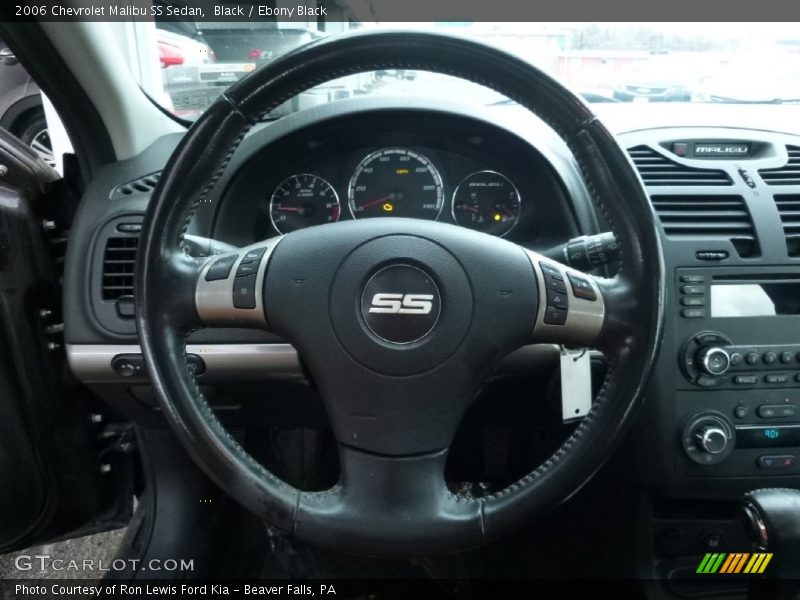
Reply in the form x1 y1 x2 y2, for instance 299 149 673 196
0 37 72 174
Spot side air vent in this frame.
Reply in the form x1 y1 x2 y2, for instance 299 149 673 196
110 172 161 200
651 195 758 257
759 146 800 186
628 146 732 186
775 195 800 256
101 236 138 300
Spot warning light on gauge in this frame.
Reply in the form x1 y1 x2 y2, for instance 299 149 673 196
395 168 409 175
492 213 503 222
382 203 394 212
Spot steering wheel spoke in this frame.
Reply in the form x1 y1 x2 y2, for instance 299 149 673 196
297 445 483 556
523 250 606 347
194 237 282 329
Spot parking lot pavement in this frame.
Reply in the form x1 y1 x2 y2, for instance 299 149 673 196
0 528 125 579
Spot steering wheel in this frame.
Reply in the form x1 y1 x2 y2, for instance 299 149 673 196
136 31 664 556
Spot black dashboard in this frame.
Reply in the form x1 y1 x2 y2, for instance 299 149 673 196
60 97 800 582
63 99 800 492
214 109 581 248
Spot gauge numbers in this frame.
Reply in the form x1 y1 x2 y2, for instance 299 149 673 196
348 148 444 220
452 170 521 237
269 174 340 234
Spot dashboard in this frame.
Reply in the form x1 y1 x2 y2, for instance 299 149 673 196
63 99 800 489
60 97 800 584
211 107 584 249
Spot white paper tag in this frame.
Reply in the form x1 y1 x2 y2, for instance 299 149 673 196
560 348 592 423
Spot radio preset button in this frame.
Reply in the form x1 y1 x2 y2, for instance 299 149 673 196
745 352 760 365
730 353 743 366
781 351 795 364
681 285 705 295
680 274 706 283
681 297 706 307
734 406 748 419
763 352 777 365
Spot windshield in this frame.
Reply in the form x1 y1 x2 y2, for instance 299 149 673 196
145 20 800 120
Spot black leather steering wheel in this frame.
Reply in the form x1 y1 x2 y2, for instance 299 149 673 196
135 30 664 556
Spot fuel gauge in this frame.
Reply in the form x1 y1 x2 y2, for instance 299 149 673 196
452 171 521 237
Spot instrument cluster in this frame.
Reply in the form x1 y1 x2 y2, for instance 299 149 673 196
265 145 524 239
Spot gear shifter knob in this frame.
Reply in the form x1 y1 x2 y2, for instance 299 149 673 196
741 488 800 579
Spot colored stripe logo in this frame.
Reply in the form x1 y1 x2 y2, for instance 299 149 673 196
696 553 773 574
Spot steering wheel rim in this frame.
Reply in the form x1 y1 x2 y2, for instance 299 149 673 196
135 30 664 556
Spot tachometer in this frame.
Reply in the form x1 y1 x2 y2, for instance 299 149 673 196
269 174 340 234
452 171 521 237
348 148 444 220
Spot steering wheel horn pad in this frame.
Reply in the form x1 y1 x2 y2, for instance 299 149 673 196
136 30 664 556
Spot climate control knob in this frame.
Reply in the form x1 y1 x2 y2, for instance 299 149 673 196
696 426 728 454
696 346 731 376
682 412 736 465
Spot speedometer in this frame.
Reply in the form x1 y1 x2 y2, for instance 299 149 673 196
348 148 444 220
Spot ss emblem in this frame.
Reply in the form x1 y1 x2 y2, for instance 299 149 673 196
368 293 434 315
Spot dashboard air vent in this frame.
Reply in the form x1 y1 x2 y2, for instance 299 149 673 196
110 172 161 200
628 146 732 186
775 195 800 256
650 195 758 257
759 146 800 186
101 236 138 300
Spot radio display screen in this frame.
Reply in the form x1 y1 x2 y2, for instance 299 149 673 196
710 283 800 317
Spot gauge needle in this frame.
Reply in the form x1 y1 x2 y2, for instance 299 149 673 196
360 196 391 210
457 204 479 213
275 207 302 212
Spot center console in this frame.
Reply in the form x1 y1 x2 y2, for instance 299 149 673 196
673 267 800 478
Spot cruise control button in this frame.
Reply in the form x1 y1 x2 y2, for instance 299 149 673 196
539 262 563 278
232 274 257 309
205 255 238 281
543 305 568 325
235 261 259 277
545 276 567 295
546 290 568 309
757 455 796 469
567 273 596 301
241 247 267 263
